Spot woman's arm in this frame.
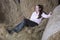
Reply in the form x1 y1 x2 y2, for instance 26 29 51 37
41 12 52 18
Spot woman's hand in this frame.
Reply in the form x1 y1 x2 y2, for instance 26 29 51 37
49 12 52 15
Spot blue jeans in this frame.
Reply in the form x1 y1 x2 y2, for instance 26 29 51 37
12 18 38 33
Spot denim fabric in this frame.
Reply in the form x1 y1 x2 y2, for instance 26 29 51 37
12 20 26 32
12 18 38 33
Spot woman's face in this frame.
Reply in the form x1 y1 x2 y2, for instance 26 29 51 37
35 5 41 12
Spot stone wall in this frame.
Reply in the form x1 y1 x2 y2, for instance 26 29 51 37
41 5 60 40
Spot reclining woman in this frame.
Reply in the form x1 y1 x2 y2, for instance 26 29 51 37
6 4 52 34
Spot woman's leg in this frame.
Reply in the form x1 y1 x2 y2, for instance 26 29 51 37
11 18 37 33
7 19 26 34
6 18 38 34
12 20 26 33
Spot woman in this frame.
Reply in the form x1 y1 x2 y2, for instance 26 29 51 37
6 5 52 34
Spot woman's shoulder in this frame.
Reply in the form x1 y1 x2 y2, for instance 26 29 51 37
32 11 36 14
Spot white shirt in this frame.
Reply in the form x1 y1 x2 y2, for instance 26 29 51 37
30 11 51 24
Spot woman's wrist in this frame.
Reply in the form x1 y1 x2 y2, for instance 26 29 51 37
49 12 52 15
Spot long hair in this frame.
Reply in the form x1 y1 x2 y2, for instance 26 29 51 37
37 5 43 19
